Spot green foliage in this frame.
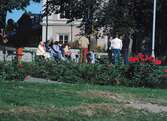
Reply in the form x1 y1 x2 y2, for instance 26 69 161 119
0 60 166 89
26 60 166 89
0 62 26 81
27 60 127 85
0 0 41 11
125 62 166 88
45 0 103 34
0 0 41 28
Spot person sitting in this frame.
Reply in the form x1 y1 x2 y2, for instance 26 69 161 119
59 40 65 57
64 41 71 59
49 40 62 60
36 41 50 59
87 50 96 64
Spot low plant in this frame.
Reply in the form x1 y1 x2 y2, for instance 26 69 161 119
125 62 163 88
0 61 26 81
0 59 166 89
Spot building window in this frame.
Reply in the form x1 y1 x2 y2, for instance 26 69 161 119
59 35 64 41
64 35 68 41
59 34 69 43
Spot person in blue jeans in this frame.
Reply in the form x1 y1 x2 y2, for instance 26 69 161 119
109 34 123 64
112 49 121 64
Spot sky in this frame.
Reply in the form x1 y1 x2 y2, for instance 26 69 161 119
6 1 42 22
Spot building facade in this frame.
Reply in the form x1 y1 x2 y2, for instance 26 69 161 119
42 0 108 50
42 0 81 43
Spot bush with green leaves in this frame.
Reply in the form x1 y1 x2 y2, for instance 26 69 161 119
27 59 126 85
0 59 166 89
0 61 26 81
29 60 166 88
125 62 166 88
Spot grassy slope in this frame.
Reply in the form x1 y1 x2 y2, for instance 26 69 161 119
0 81 167 121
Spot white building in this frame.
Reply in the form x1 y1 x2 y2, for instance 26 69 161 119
42 1 81 43
42 0 108 49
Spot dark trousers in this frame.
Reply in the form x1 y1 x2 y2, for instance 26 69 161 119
108 50 112 63
123 49 129 65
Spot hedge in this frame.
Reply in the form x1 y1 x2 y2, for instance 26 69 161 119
0 60 166 89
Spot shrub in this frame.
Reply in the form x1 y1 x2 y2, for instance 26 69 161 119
0 59 166 89
0 61 26 81
125 62 164 88
25 60 127 85
22 60 167 89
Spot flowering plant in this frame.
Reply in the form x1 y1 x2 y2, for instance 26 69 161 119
128 53 162 65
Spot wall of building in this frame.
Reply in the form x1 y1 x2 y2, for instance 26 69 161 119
42 20 81 42
42 0 81 43
42 0 108 49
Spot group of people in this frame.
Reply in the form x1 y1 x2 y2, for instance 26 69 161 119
36 38 71 61
108 33 130 65
36 33 131 65
36 35 96 64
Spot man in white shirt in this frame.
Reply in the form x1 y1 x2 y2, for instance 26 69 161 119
109 34 123 64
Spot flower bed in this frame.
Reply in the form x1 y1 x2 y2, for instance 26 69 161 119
128 53 162 65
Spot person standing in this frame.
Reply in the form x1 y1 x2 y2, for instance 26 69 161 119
122 34 130 64
109 34 123 64
108 36 113 64
78 35 89 63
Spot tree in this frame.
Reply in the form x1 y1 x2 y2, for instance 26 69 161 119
45 0 103 35
96 0 154 53
45 0 167 57
156 0 167 56
0 0 41 28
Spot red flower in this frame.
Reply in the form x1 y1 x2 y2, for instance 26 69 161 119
128 57 139 63
153 60 162 65
146 56 155 62
128 52 162 65
138 53 145 59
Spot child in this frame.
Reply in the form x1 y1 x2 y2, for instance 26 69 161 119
87 50 96 64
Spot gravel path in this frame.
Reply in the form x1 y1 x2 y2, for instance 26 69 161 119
125 102 167 113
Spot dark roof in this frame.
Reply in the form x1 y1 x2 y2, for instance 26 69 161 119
17 13 42 25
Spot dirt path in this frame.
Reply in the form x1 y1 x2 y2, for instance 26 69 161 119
80 90 167 113
24 76 62 84
24 78 167 114
125 102 167 113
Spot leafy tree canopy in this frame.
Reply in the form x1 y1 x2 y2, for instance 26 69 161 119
0 0 41 27
45 0 104 34
0 0 41 12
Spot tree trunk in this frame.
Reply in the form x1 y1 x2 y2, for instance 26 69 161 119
0 11 7 28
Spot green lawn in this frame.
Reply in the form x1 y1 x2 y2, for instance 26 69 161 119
0 81 167 121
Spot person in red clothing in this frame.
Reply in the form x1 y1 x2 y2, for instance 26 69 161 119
78 35 89 63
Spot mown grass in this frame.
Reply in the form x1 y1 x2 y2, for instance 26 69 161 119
0 81 167 121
